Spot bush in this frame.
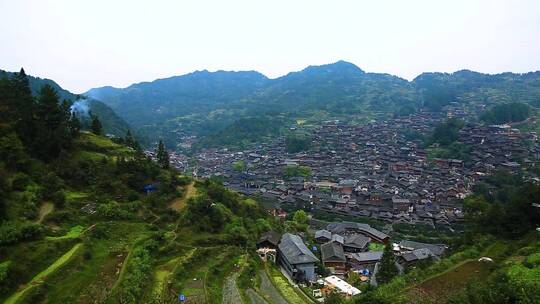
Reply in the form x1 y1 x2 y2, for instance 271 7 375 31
11 173 31 191
0 222 43 245
51 191 66 208
0 261 11 283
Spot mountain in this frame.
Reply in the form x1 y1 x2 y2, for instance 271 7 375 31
86 61 540 149
0 69 131 137
413 70 540 111
86 61 418 148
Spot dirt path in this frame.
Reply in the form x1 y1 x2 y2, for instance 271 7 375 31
170 182 196 211
222 272 242 304
37 202 54 223
5 243 82 304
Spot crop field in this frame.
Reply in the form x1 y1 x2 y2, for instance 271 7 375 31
409 260 493 302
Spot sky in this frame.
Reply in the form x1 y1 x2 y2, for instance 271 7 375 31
1 0 539 93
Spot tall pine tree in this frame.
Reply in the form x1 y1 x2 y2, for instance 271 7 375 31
34 84 72 159
376 243 399 284
9 68 36 146
156 139 169 169
124 129 140 150
91 114 103 135
69 112 82 137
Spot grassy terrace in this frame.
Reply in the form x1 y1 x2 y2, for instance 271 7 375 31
266 265 311 304
5 243 83 304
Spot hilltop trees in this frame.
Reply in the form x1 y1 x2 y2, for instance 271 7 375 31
0 70 81 161
156 140 170 169
34 84 75 160
9 69 36 147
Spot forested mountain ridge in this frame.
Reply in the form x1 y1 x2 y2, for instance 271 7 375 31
0 70 131 137
86 61 540 150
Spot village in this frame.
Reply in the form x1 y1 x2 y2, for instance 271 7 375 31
141 109 540 300
153 110 540 231
255 221 447 300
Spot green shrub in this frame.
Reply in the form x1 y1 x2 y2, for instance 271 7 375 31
0 221 43 245
11 173 31 191
0 261 11 283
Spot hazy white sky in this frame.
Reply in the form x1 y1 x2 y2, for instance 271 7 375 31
1 0 539 93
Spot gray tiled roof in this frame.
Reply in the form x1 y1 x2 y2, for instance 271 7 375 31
351 251 383 262
321 242 346 262
326 222 389 241
344 234 370 249
257 231 281 247
399 240 445 256
402 248 433 262
315 229 332 240
279 233 319 265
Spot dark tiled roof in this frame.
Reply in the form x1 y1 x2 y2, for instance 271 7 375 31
257 231 281 247
344 234 370 249
278 233 319 265
326 222 389 241
321 242 346 262
399 240 446 256
401 248 433 262
350 251 383 262
315 229 332 240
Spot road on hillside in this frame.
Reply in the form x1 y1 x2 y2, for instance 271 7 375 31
170 182 196 211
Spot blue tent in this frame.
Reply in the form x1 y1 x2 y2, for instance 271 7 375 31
144 184 156 193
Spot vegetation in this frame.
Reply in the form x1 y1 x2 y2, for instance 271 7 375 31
376 243 398 284
0 70 278 303
480 102 531 124
283 165 312 179
86 62 540 151
0 69 131 138
285 134 311 153
426 118 472 161
156 139 170 169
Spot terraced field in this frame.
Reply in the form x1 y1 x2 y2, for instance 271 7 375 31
5 243 82 304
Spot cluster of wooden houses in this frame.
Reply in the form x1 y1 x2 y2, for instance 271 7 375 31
185 112 539 232
257 222 446 290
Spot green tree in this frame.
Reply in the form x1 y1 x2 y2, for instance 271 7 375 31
34 84 72 159
9 68 36 146
69 112 81 137
430 118 464 146
91 114 103 135
124 129 141 150
232 160 246 171
377 243 398 284
285 134 311 153
324 291 345 304
293 210 308 225
156 139 170 169
283 165 311 179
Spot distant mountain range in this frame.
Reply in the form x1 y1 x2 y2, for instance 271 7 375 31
12 61 540 150
0 70 131 137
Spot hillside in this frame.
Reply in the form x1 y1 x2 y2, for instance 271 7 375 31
0 69 131 137
86 61 540 150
